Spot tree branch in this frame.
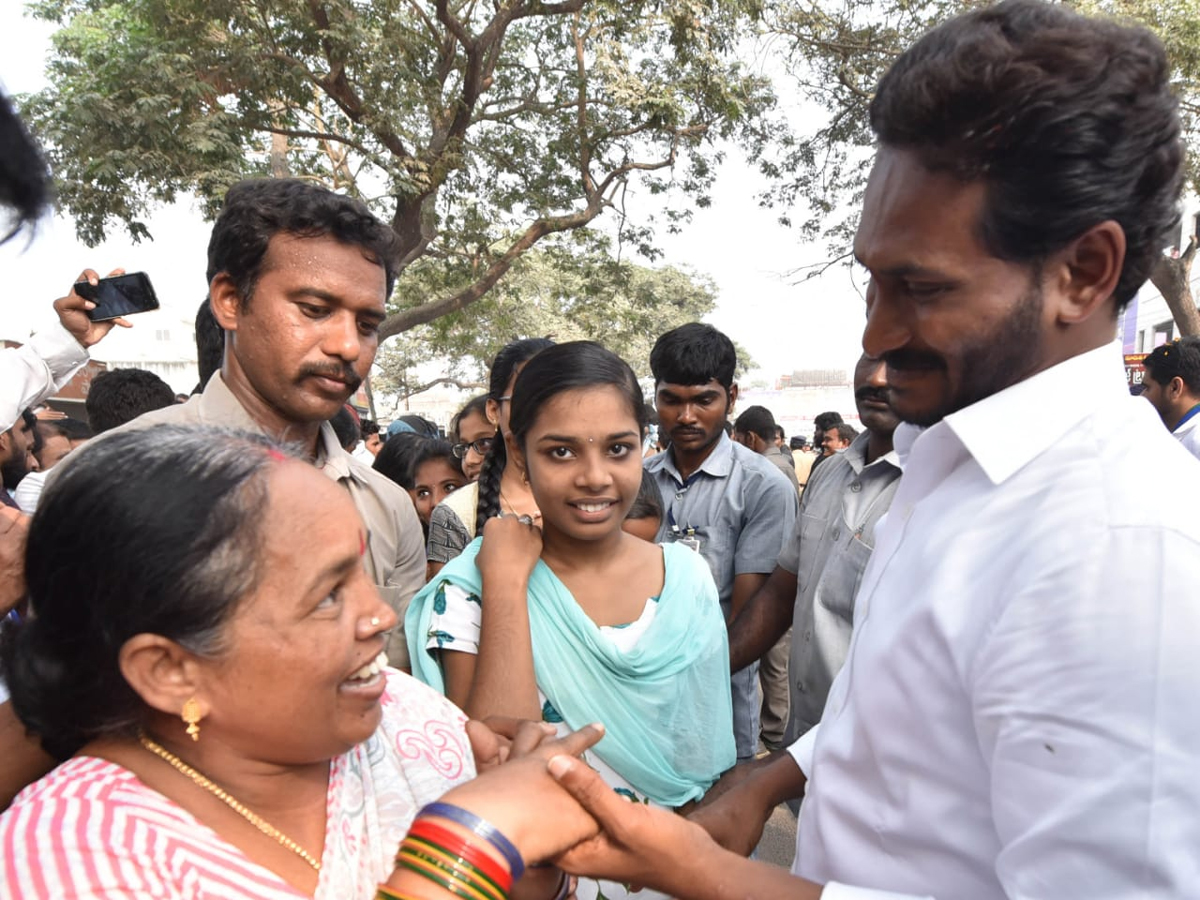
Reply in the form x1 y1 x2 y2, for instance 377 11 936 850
380 202 606 337
262 126 376 157
512 0 584 17
396 376 487 398
435 0 475 52
573 11 594 196
785 249 855 282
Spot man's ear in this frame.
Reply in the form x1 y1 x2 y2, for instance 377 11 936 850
208 274 243 332
1052 220 1126 326
0 431 11 467
118 633 211 721
727 383 739 415
1170 375 1187 400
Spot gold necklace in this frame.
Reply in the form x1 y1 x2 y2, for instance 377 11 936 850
138 731 322 871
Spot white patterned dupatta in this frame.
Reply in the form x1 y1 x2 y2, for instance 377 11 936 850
316 670 477 900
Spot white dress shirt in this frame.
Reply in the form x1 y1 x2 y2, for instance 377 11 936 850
789 341 1200 900
1 321 88 432
1172 408 1200 461
13 469 48 513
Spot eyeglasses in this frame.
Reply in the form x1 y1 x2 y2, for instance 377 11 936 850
452 437 495 459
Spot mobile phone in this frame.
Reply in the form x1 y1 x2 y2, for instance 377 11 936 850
75 272 161 321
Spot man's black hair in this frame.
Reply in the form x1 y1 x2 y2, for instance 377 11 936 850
24 409 43 461
626 471 664 523
329 406 361 451
0 91 51 244
733 405 776 442
194 297 224 392
85 368 176 434
360 419 380 439
1143 337 1200 395
833 423 859 443
789 436 808 450
36 417 93 443
206 178 401 306
813 411 844 432
870 0 1183 312
1 409 37 489
56 418 93 442
650 323 737 391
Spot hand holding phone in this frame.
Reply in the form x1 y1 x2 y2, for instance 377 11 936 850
75 271 160 322
53 268 136 349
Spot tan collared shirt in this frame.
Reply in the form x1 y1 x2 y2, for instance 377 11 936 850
83 374 426 668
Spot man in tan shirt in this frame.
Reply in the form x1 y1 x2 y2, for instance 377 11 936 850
52 179 426 668
137 179 426 666
790 437 817 491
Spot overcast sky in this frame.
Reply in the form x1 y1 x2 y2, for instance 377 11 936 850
0 6 869 384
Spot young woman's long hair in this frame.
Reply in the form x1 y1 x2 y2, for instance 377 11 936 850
473 338 553 535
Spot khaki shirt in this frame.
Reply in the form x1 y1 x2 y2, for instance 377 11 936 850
791 449 817 489
80 374 426 668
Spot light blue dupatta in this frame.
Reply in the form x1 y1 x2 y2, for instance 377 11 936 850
407 539 735 807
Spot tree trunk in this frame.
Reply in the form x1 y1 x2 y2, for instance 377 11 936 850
1149 240 1200 337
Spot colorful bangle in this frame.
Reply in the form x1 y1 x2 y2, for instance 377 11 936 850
417 803 525 881
405 819 513 890
396 841 507 900
376 887 423 900
395 854 499 900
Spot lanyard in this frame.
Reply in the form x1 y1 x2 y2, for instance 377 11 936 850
666 470 705 536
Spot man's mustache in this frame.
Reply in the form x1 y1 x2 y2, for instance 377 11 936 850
299 363 362 392
855 387 891 405
882 350 944 372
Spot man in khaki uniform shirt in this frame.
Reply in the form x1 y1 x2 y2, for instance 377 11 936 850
60 179 426 668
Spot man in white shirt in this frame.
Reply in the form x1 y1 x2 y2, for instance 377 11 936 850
1140 336 1200 460
683 2 1200 898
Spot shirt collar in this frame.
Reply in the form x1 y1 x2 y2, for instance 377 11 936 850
198 374 364 485
895 341 1127 486
843 430 901 475
653 431 735 484
316 425 363 483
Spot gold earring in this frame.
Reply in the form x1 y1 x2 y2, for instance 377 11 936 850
182 697 203 742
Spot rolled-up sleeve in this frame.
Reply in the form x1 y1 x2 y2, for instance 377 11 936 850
1 322 87 431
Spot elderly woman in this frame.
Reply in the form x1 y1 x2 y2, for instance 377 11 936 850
0 425 597 899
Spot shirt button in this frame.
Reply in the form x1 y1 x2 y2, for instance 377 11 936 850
831 527 841 540
850 481 862 492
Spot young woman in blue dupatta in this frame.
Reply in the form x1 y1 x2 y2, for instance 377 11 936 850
407 341 735 900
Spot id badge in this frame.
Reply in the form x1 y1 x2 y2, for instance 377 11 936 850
677 530 703 554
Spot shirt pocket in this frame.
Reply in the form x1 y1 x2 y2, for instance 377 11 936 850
816 533 874 626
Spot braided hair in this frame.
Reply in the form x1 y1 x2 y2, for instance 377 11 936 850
474 338 554 535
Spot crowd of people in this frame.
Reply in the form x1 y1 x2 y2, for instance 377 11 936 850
2 1 1200 898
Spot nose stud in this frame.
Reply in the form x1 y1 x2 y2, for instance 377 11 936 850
369 616 381 627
